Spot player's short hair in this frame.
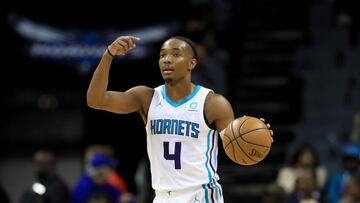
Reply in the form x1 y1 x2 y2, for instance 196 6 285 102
170 36 198 60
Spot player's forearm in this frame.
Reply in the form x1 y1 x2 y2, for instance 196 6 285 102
86 52 113 108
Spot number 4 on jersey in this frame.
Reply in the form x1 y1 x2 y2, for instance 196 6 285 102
163 142 181 169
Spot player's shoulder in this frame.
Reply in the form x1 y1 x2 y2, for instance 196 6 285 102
127 85 154 95
204 92 234 129
126 85 154 102
205 92 230 108
205 92 233 115
127 86 154 118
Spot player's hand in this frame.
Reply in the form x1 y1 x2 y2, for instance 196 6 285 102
259 118 273 142
107 36 141 57
243 115 273 142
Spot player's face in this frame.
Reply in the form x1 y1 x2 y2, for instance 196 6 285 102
159 39 196 84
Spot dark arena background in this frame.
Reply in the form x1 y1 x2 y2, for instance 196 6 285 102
1 0 360 202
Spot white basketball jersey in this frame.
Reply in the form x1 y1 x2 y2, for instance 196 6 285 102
146 85 220 192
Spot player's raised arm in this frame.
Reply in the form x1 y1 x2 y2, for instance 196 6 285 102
86 36 150 114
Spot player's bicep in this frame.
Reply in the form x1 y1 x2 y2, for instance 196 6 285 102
205 93 234 132
103 91 141 113
102 86 152 114
214 99 234 132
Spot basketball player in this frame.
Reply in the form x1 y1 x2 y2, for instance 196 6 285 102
87 36 272 203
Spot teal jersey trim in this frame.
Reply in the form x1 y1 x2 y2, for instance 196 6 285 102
161 85 201 107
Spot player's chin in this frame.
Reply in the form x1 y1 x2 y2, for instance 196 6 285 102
162 75 173 84
164 78 173 84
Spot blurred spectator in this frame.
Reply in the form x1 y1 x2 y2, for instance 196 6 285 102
72 153 133 203
187 0 231 31
262 183 286 203
287 169 323 203
333 0 360 46
181 17 229 96
0 184 10 203
86 193 110 203
19 150 71 203
349 111 360 143
84 145 128 193
72 154 121 203
277 144 328 194
327 144 360 203
192 31 229 96
339 175 360 203
299 199 318 203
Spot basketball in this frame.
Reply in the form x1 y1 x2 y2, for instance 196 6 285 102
222 116 272 165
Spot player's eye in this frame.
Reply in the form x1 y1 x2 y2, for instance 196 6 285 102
173 53 180 57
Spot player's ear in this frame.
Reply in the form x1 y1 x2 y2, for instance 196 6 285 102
188 58 197 71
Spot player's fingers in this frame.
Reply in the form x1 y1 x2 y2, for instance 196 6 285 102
122 38 132 50
260 118 265 122
116 36 140 43
270 130 273 136
121 36 140 45
112 41 123 49
266 123 271 129
122 40 130 50
127 38 134 49
116 40 129 51
271 137 274 143
112 42 125 54
129 36 141 41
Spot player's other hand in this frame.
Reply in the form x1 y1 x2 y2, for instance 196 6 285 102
259 117 273 142
107 36 141 57
243 115 274 142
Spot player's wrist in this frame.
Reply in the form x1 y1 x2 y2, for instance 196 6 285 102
106 48 115 57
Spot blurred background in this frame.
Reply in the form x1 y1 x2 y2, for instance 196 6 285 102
1 0 360 202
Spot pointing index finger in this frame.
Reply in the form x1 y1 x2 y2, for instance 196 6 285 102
130 36 141 41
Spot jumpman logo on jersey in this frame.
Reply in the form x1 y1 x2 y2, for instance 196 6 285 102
156 101 162 107
193 195 200 203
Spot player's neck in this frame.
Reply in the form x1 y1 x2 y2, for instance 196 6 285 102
164 81 195 103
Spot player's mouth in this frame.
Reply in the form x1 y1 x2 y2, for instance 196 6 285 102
162 67 174 74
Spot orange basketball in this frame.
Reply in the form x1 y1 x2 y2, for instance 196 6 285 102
222 116 272 165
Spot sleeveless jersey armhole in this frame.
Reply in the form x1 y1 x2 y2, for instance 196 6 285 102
144 89 155 125
203 92 217 130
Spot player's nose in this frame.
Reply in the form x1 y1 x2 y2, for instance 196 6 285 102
163 56 172 64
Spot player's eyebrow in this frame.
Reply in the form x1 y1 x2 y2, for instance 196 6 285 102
160 48 181 52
